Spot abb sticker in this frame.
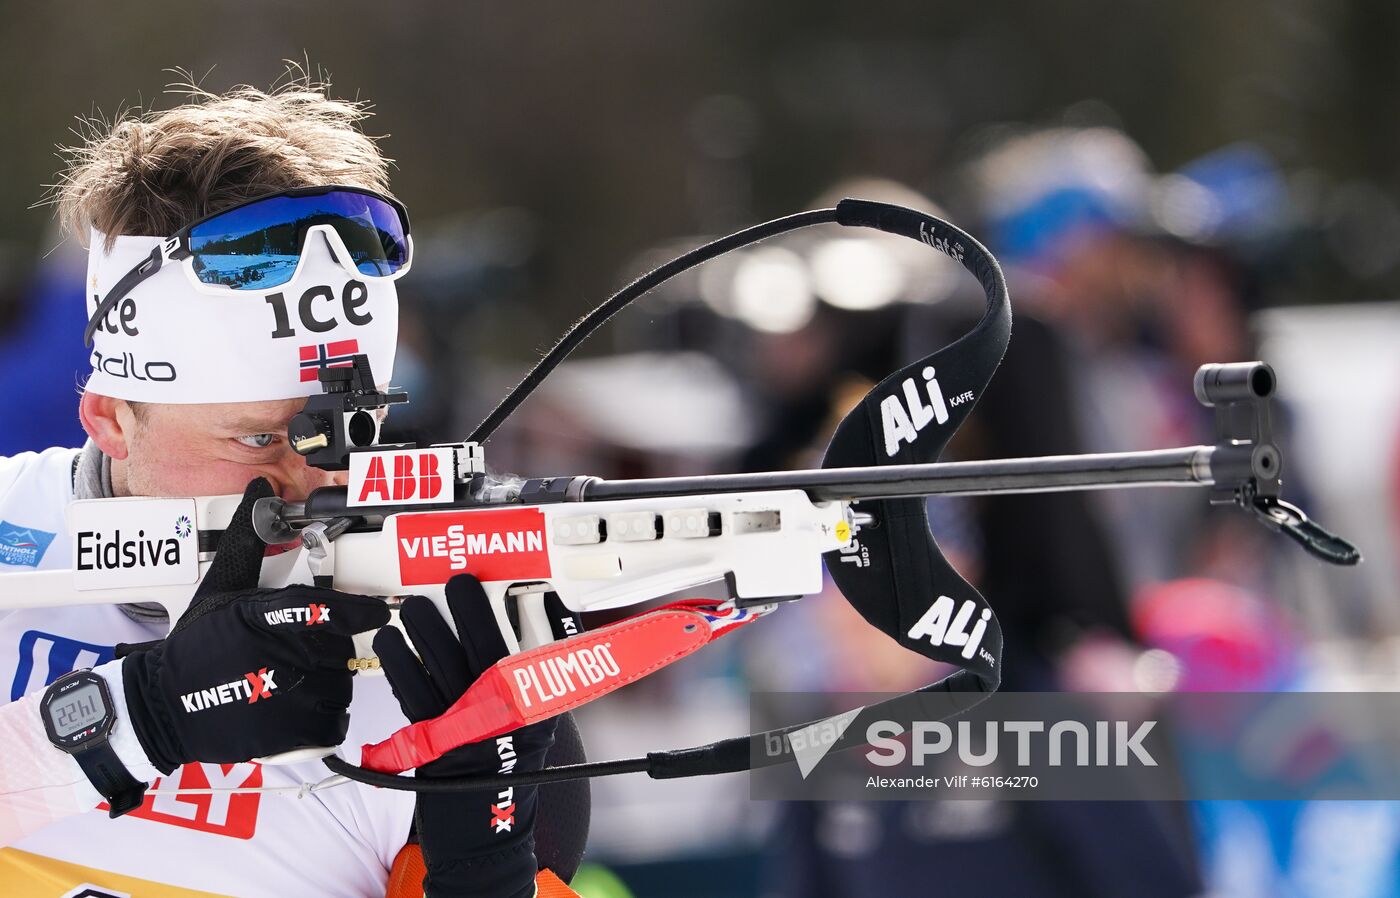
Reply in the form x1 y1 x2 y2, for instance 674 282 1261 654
397 508 551 586
347 448 455 507
99 762 261 839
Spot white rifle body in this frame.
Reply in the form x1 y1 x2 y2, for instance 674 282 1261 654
0 489 852 655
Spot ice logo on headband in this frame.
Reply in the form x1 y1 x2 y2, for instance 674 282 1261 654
85 228 399 404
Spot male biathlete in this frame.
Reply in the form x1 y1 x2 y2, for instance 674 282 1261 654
0 78 585 897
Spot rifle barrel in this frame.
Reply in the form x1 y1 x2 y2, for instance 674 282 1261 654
271 445 1219 532
579 446 1216 503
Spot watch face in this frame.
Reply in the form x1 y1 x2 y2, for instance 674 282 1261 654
42 671 114 750
51 682 107 737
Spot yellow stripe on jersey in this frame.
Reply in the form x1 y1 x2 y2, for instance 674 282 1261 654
0 847 234 898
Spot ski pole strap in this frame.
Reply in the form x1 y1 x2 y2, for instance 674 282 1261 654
359 599 772 774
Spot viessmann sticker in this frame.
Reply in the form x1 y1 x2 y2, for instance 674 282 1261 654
396 508 552 586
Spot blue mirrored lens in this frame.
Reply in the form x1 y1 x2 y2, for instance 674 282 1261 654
188 191 409 289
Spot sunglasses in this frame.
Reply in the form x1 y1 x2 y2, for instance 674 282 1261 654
84 185 413 345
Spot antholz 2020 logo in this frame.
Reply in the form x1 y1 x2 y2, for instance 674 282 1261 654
0 521 56 568
879 366 975 457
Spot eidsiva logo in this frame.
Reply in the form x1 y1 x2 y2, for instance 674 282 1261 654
76 530 182 571
68 498 199 590
0 521 57 567
397 508 551 586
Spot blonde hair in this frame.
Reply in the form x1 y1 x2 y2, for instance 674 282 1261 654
53 69 393 250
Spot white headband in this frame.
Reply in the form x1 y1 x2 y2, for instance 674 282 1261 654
84 228 398 404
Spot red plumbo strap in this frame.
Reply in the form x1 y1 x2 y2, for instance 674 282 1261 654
359 599 769 773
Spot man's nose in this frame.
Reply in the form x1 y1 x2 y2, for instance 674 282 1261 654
270 449 345 503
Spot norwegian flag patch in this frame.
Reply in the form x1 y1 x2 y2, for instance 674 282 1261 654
299 339 359 382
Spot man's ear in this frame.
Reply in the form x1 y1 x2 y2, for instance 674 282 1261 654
79 391 133 461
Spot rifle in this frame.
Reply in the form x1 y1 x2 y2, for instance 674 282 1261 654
2 200 1359 796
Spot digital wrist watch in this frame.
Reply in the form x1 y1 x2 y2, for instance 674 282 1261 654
40 669 147 817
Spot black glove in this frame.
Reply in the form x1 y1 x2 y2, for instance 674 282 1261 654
122 478 391 774
374 576 580 898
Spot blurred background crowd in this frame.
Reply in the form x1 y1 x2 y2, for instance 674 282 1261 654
3 2 1399 896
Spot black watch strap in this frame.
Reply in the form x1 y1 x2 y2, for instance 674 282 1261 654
74 743 148 818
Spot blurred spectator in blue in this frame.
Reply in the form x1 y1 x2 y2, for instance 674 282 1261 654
968 125 1400 898
0 232 88 454
973 126 1156 276
964 128 1291 595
